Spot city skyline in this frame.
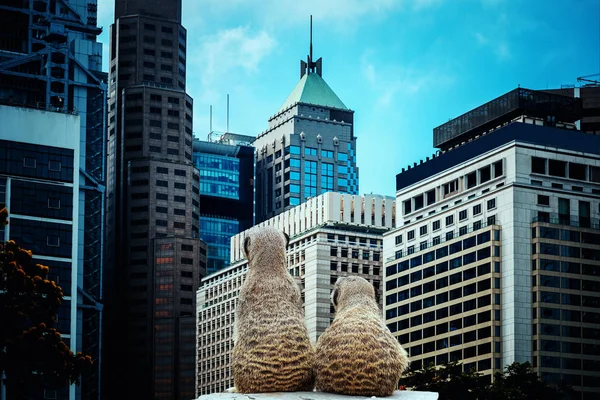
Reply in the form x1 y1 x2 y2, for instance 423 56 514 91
98 0 600 197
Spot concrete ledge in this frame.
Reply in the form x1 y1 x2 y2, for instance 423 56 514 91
197 390 438 400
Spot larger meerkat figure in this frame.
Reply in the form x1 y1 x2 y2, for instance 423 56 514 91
315 276 409 396
232 226 314 393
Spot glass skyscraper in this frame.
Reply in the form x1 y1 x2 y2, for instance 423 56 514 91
193 135 255 275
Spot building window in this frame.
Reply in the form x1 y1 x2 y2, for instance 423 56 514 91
404 200 412 215
395 235 403 245
443 180 458 197
420 225 428 235
548 159 567 177
473 204 481 215
322 150 334 158
532 157 546 174
433 220 440 231
305 147 317 156
480 166 491 183
23 157 36 168
288 146 301 155
466 172 477 189
446 215 454 226
48 198 60 209
407 230 415 241
48 160 62 171
459 210 467 221
537 195 550 206
487 199 496 210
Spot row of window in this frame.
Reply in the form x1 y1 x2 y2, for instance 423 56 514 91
533 323 599 340
535 339 600 356
533 226 600 245
531 156 600 183
534 274 600 293
387 262 498 300
534 291 597 307
533 307 600 324
532 242 600 261
403 160 503 215
390 233 497 276
395 321 500 349
532 259 600 277
400 200 496 246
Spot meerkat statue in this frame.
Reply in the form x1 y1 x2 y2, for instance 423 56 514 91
315 276 410 396
232 226 314 393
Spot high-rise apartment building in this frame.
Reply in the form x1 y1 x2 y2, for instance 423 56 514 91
196 192 394 395
383 88 600 398
104 1 206 398
193 133 255 275
253 41 358 223
0 2 106 399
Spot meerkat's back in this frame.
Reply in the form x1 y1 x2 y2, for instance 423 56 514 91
315 276 409 396
232 227 314 393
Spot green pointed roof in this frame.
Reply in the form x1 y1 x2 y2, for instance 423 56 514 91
278 73 347 113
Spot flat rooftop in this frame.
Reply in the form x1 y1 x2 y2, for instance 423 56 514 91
433 88 582 150
396 122 600 191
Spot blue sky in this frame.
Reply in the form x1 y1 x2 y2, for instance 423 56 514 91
98 0 600 197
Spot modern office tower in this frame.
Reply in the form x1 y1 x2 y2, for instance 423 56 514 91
193 133 255 275
196 192 394 395
383 88 600 397
0 2 106 399
252 39 358 223
0 106 81 400
105 0 206 399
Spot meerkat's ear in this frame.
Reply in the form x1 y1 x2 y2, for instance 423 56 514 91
283 231 290 248
331 286 339 309
243 236 251 258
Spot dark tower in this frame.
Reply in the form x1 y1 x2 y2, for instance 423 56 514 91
104 1 206 399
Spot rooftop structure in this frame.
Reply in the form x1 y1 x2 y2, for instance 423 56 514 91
433 88 583 151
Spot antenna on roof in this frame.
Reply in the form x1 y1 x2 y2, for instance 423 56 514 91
226 94 230 133
300 15 322 78
310 15 313 66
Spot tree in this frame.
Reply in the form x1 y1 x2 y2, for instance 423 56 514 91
489 362 572 400
400 361 572 400
0 207 93 398
399 361 489 400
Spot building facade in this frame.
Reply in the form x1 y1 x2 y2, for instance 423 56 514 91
0 105 82 400
104 1 206 399
193 133 255 275
0 1 106 398
383 89 600 398
196 192 394 395
253 48 358 223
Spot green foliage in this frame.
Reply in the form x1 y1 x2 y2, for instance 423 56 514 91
0 207 93 394
399 361 572 400
399 361 489 400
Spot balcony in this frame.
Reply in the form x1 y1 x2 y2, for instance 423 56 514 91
532 213 600 231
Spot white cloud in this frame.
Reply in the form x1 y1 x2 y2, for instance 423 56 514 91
495 42 511 60
474 32 489 45
184 0 442 31
194 26 277 89
360 50 455 108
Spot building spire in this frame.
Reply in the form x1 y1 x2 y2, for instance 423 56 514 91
300 15 322 79
310 15 313 64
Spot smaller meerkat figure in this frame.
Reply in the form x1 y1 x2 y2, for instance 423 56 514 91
232 226 314 393
315 276 410 396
